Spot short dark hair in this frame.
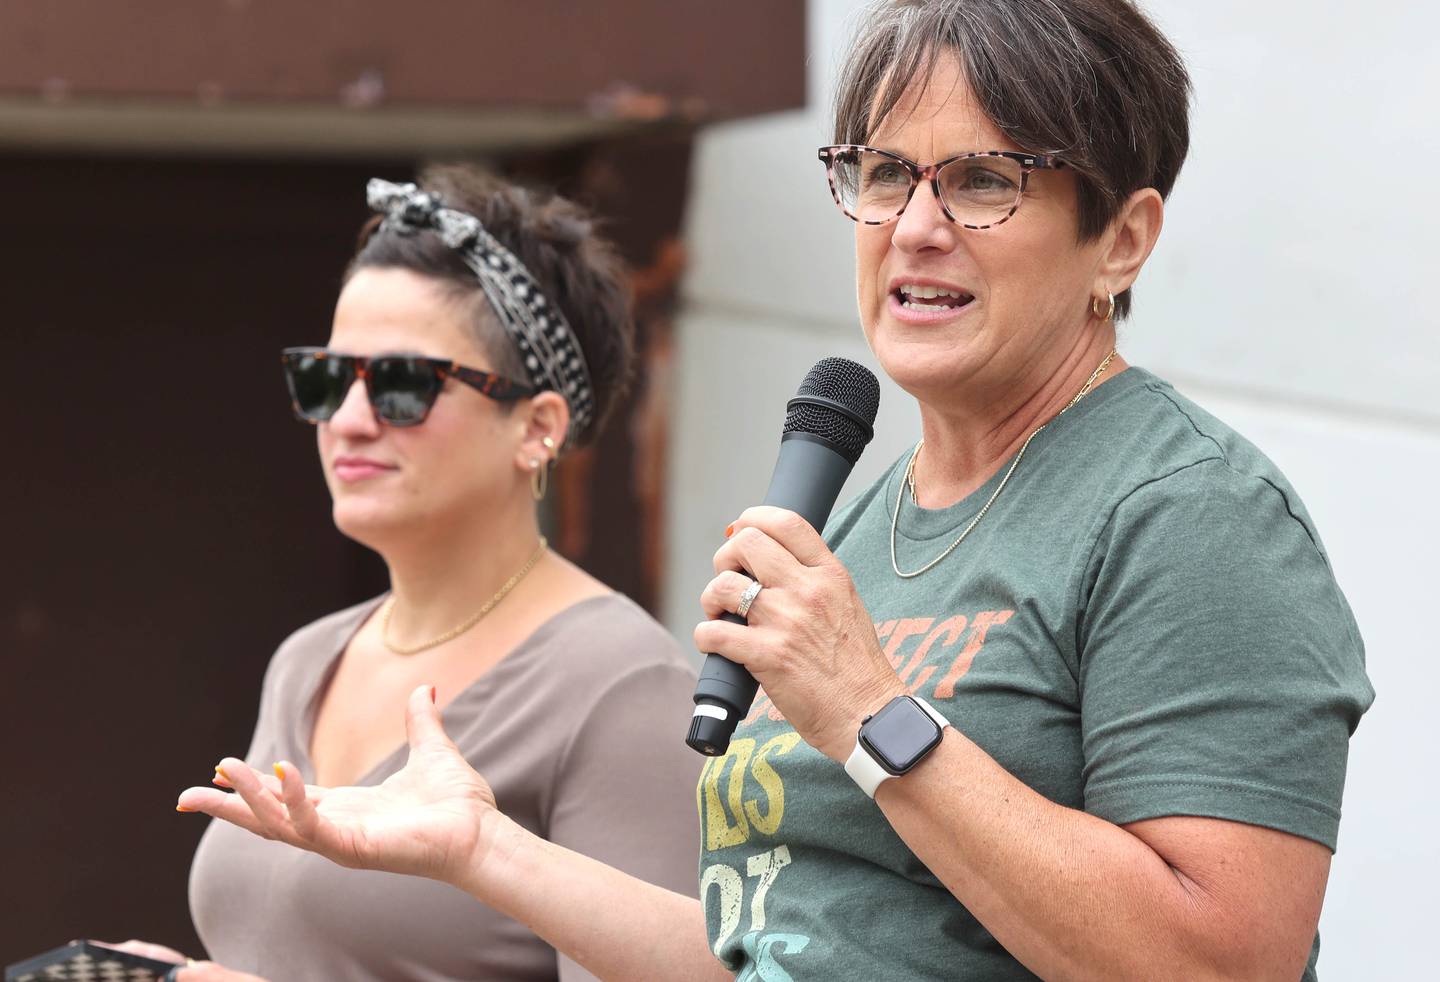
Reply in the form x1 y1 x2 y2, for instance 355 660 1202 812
834 0 1191 320
347 163 634 447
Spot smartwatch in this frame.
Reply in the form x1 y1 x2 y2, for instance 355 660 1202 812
843 694 950 798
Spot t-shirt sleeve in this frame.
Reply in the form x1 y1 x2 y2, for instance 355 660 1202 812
1076 459 1373 850
547 660 704 982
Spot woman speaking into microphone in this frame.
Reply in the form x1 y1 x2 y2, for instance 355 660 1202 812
177 3 1372 979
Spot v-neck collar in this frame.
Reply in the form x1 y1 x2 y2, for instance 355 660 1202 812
286 592 622 787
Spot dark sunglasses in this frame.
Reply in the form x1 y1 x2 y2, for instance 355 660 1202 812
280 347 535 427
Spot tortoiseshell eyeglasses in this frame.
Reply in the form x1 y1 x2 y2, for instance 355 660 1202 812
818 145 1067 230
280 347 535 427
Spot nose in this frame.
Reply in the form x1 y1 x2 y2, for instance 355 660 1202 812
326 378 381 437
890 179 958 255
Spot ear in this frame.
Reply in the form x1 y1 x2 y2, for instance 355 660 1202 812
1094 187 1164 299
513 390 570 475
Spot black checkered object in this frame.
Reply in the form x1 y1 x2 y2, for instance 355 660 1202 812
6 942 176 982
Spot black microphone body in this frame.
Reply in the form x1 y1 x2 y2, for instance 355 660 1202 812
687 359 880 756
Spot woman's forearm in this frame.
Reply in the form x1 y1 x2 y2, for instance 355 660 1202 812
463 815 729 982
875 730 1315 982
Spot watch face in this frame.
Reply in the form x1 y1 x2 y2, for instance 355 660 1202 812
860 697 942 774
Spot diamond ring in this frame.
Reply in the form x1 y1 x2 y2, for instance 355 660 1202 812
736 578 764 618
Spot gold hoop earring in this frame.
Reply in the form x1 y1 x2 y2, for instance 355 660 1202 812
1091 291 1116 321
532 436 558 501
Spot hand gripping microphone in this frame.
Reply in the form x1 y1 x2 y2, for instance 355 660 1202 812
686 357 881 756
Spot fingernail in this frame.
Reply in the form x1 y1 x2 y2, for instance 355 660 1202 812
176 805 195 813
215 764 229 781
429 685 438 704
273 763 286 781
725 524 734 538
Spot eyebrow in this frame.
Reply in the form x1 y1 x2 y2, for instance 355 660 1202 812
867 145 992 162
883 144 1037 162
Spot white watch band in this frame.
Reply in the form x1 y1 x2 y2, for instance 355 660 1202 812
843 696 950 799
843 739 892 799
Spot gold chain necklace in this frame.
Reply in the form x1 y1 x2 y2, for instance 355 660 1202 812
381 536 549 655
890 350 1118 579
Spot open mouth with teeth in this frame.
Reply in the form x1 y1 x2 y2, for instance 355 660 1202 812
896 283 975 311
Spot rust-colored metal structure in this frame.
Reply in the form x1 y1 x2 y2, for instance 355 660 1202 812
0 0 804 156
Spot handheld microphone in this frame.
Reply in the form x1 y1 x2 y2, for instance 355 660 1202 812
686 357 881 756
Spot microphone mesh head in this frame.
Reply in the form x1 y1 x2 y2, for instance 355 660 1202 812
783 357 881 464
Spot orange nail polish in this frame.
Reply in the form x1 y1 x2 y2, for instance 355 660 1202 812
429 685 438 704
176 805 195 813
725 525 734 538
215 764 230 782
273 763 286 781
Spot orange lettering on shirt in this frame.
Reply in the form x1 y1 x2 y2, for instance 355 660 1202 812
882 618 934 670
902 615 968 693
742 691 772 726
932 609 1015 699
737 690 787 726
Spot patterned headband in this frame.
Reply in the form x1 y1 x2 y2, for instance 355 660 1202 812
365 178 596 443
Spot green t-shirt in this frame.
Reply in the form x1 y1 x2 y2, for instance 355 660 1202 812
697 367 1373 981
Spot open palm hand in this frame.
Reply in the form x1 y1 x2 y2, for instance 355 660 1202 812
178 686 498 887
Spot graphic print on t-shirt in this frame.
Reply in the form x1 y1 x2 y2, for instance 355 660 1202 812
697 370 1372 982
740 609 1015 725
697 608 1014 980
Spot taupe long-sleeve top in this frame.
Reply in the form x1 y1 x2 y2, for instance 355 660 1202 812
189 594 702 982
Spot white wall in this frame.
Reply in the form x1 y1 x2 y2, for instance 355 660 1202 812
665 1 1438 977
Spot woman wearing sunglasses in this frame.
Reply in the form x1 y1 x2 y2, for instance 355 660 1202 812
177 3 1372 980
126 165 701 981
